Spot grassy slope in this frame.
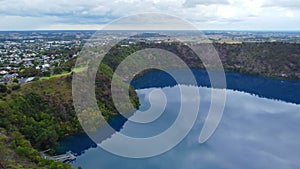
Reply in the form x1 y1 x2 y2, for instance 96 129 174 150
0 74 80 169
0 63 139 169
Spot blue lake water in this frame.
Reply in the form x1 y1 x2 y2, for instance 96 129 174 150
58 69 300 169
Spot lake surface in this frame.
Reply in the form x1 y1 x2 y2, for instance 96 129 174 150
58 69 300 169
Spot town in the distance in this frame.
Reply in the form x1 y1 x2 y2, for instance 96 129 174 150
1 30 300 84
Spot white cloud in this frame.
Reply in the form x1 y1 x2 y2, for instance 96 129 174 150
262 0 300 9
0 0 299 30
183 0 229 8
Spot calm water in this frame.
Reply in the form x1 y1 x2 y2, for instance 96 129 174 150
58 69 300 169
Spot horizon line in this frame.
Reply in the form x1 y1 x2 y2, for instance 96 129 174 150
0 29 300 32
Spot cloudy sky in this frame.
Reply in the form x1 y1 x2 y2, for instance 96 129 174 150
0 0 299 30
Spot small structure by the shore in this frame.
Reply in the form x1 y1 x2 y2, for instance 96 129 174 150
40 150 76 162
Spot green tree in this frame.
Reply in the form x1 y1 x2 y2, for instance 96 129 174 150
0 84 7 93
13 78 19 83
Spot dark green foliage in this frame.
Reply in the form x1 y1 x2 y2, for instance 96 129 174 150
0 84 7 93
213 42 300 80
19 67 40 78
0 128 73 169
0 57 140 169
13 78 19 83
11 84 21 91
60 57 77 72
53 67 63 74
102 42 300 80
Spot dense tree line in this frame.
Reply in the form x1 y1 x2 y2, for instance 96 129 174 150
0 55 139 168
102 42 300 80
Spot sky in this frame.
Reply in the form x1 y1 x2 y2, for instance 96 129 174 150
0 0 299 30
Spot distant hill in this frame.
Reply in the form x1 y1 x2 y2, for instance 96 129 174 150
214 42 300 80
105 42 300 80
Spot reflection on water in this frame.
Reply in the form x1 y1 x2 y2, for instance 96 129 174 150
58 70 300 169
131 69 300 104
